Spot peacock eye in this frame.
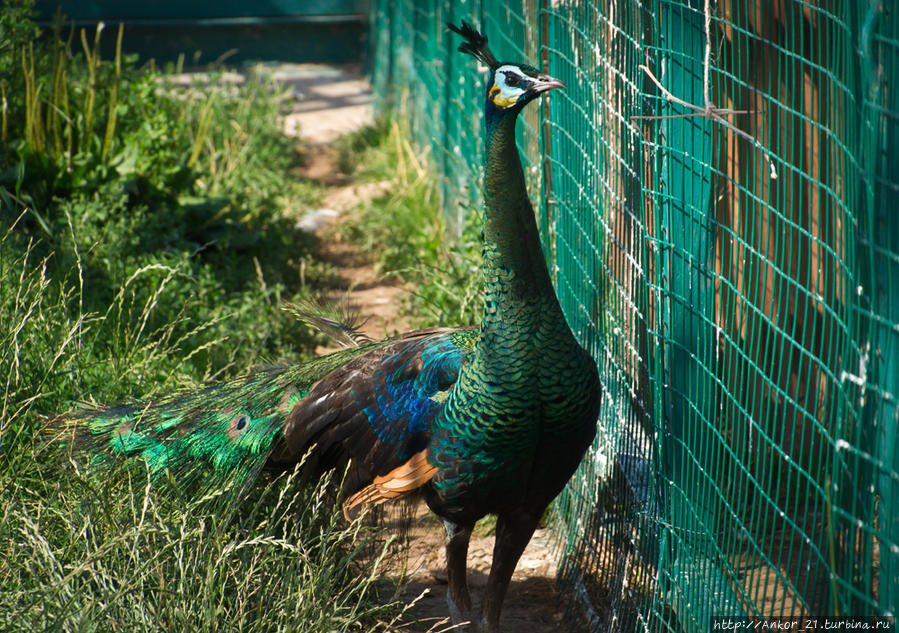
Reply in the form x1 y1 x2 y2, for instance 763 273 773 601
504 72 521 87
236 416 247 430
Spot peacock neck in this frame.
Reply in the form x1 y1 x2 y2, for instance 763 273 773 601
480 111 562 335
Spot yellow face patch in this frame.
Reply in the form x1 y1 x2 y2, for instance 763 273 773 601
490 84 518 108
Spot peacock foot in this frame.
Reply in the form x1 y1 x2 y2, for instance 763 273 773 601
446 589 480 632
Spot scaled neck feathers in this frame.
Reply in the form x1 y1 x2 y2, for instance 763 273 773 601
480 107 562 334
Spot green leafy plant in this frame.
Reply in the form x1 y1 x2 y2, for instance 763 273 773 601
0 4 335 418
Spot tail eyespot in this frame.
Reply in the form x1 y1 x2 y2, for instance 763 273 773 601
228 413 251 440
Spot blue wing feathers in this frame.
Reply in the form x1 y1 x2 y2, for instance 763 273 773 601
358 333 471 459
274 328 476 483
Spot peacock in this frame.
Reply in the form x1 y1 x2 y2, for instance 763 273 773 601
62 22 600 633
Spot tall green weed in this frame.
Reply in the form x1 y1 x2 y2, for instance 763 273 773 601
0 453 409 632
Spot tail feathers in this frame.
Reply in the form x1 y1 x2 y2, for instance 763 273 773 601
284 299 371 349
68 367 306 488
60 329 459 517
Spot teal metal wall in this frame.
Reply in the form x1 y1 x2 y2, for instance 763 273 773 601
34 0 368 65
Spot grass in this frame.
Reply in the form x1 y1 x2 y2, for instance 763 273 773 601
1 4 334 438
1 464 410 633
335 118 483 327
0 4 420 631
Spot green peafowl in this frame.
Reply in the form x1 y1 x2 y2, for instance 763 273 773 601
63 22 600 633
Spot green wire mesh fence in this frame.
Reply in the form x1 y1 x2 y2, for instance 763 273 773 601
368 1 899 630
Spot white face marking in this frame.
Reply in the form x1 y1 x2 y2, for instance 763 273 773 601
490 65 529 108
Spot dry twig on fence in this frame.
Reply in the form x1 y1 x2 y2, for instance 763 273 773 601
632 0 778 179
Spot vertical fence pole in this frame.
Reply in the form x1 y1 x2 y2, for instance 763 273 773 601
655 0 744 626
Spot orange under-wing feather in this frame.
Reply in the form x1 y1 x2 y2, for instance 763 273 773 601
343 450 437 518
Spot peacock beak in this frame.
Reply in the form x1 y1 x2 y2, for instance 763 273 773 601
532 73 566 94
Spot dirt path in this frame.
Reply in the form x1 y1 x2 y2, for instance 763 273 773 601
280 64 567 633
280 64 411 340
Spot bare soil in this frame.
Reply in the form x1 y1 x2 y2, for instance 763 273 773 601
282 65 567 633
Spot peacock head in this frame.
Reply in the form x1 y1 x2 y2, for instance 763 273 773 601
448 21 565 118
486 63 565 112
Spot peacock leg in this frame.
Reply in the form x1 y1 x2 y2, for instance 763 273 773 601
443 519 476 629
479 510 541 633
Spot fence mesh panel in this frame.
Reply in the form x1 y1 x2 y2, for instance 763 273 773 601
368 1 899 630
